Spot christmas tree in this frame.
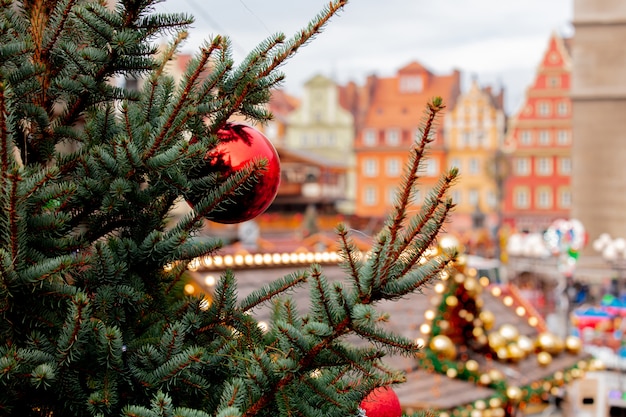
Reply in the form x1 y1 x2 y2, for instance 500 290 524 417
0 1 458 416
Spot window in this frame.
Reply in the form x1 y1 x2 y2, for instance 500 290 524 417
536 187 552 209
537 101 551 117
386 158 401 177
460 132 471 148
548 76 560 88
363 129 377 146
451 190 462 205
538 130 551 145
487 190 497 208
536 157 553 176
386 187 396 204
468 157 480 175
469 189 479 206
559 157 572 175
385 129 400 146
415 189 423 204
557 130 570 145
514 187 530 209
449 158 461 170
364 186 377 206
363 159 378 177
400 75 423 93
520 130 532 146
424 159 438 176
515 158 530 176
301 134 309 146
559 187 572 208
328 133 336 147
557 101 569 116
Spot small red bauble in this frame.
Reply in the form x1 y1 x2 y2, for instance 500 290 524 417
192 123 280 224
359 387 402 417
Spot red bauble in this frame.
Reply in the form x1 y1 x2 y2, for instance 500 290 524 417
359 387 402 417
191 123 280 224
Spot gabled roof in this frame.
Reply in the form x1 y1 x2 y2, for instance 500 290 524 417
362 62 460 130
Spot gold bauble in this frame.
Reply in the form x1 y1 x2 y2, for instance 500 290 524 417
537 332 560 355
565 335 582 354
537 351 553 366
474 400 487 410
506 386 523 402
480 310 496 330
479 373 492 385
517 335 534 354
447 367 458 378
473 327 485 337
430 335 457 360
488 332 507 350
589 358 606 371
464 277 481 296
488 368 505 382
507 343 526 362
554 335 565 354
498 324 520 342
496 346 510 361
446 295 459 307
489 397 502 408
476 334 488 347
465 359 479 372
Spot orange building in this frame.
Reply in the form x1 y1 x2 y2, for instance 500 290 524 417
503 33 573 232
354 62 461 219
444 79 506 255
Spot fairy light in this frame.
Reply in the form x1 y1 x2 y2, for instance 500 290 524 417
204 275 216 287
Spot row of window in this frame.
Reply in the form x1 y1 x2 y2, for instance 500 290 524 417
530 100 570 117
362 155 572 178
450 189 497 208
299 133 338 147
449 157 483 175
515 157 571 176
362 128 408 147
513 186 572 209
361 158 438 177
361 183 572 210
362 186 428 207
518 129 570 146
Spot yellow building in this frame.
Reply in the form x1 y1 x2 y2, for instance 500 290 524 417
284 74 356 214
444 79 506 251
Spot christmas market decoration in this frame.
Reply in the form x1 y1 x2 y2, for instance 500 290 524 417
402 238 594 416
189 123 281 224
358 387 402 417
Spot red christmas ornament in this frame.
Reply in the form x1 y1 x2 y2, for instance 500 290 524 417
191 123 281 224
359 387 402 417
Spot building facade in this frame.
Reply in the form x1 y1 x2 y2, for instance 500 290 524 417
502 33 573 233
284 74 356 214
354 62 461 219
444 78 506 235
571 0 626 247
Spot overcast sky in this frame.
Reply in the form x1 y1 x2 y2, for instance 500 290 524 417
158 0 573 113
